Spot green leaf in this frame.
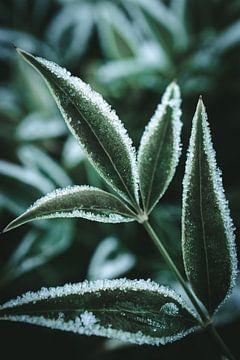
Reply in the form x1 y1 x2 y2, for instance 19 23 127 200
182 99 238 314
16 48 139 207
138 82 182 213
3 186 137 232
0 279 199 345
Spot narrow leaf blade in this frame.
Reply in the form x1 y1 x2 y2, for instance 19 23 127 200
182 99 237 314
138 82 182 213
3 186 136 232
16 49 139 206
0 279 199 345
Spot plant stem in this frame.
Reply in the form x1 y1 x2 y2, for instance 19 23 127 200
143 220 207 324
143 220 237 360
208 324 236 360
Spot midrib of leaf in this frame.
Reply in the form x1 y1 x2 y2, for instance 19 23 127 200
144 110 169 212
24 205 136 218
2 307 194 323
43 69 138 210
198 126 212 311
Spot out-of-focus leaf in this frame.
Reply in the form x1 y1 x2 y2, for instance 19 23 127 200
0 279 199 345
16 113 66 140
17 145 72 188
17 49 139 206
0 221 74 287
182 99 238 314
3 186 137 232
96 2 138 59
62 136 86 169
46 2 94 64
138 82 182 213
0 29 55 61
87 236 136 280
0 160 54 194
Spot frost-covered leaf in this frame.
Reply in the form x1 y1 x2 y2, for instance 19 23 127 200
87 236 136 280
17 49 139 206
0 279 199 345
182 99 238 314
138 82 182 213
3 186 136 232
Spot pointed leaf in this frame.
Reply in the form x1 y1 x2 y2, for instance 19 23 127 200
0 279 199 345
182 99 237 314
138 82 182 213
16 49 139 206
3 186 137 232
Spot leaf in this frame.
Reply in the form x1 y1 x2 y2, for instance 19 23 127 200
3 186 137 232
138 82 182 213
17 145 72 188
87 236 136 280
182 99 238 314
0 221 74 287
0 279 199 345
0 160 54 193
46 3 94 64
96 2 138 60
16 49 139 207
16 113 66 140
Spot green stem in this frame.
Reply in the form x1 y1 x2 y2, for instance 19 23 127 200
143 220 237 360
143 220 207 324
208 325 236 360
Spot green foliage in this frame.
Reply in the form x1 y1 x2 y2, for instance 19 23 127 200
1 51 238 360
4 186 136 232
182 99 237 314
16 49 139 206
0 1 239 358
0 279 199 345
138 82 182 213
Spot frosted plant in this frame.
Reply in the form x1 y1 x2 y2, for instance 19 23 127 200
1 49 238 360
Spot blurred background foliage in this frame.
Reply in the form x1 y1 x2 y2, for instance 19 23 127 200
0 0 240 359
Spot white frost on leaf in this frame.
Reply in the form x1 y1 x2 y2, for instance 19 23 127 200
138 81 182 211
30 53 139 204
0 278 199 346
182 99 238 311
160 302 179 316
3 185 136 232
